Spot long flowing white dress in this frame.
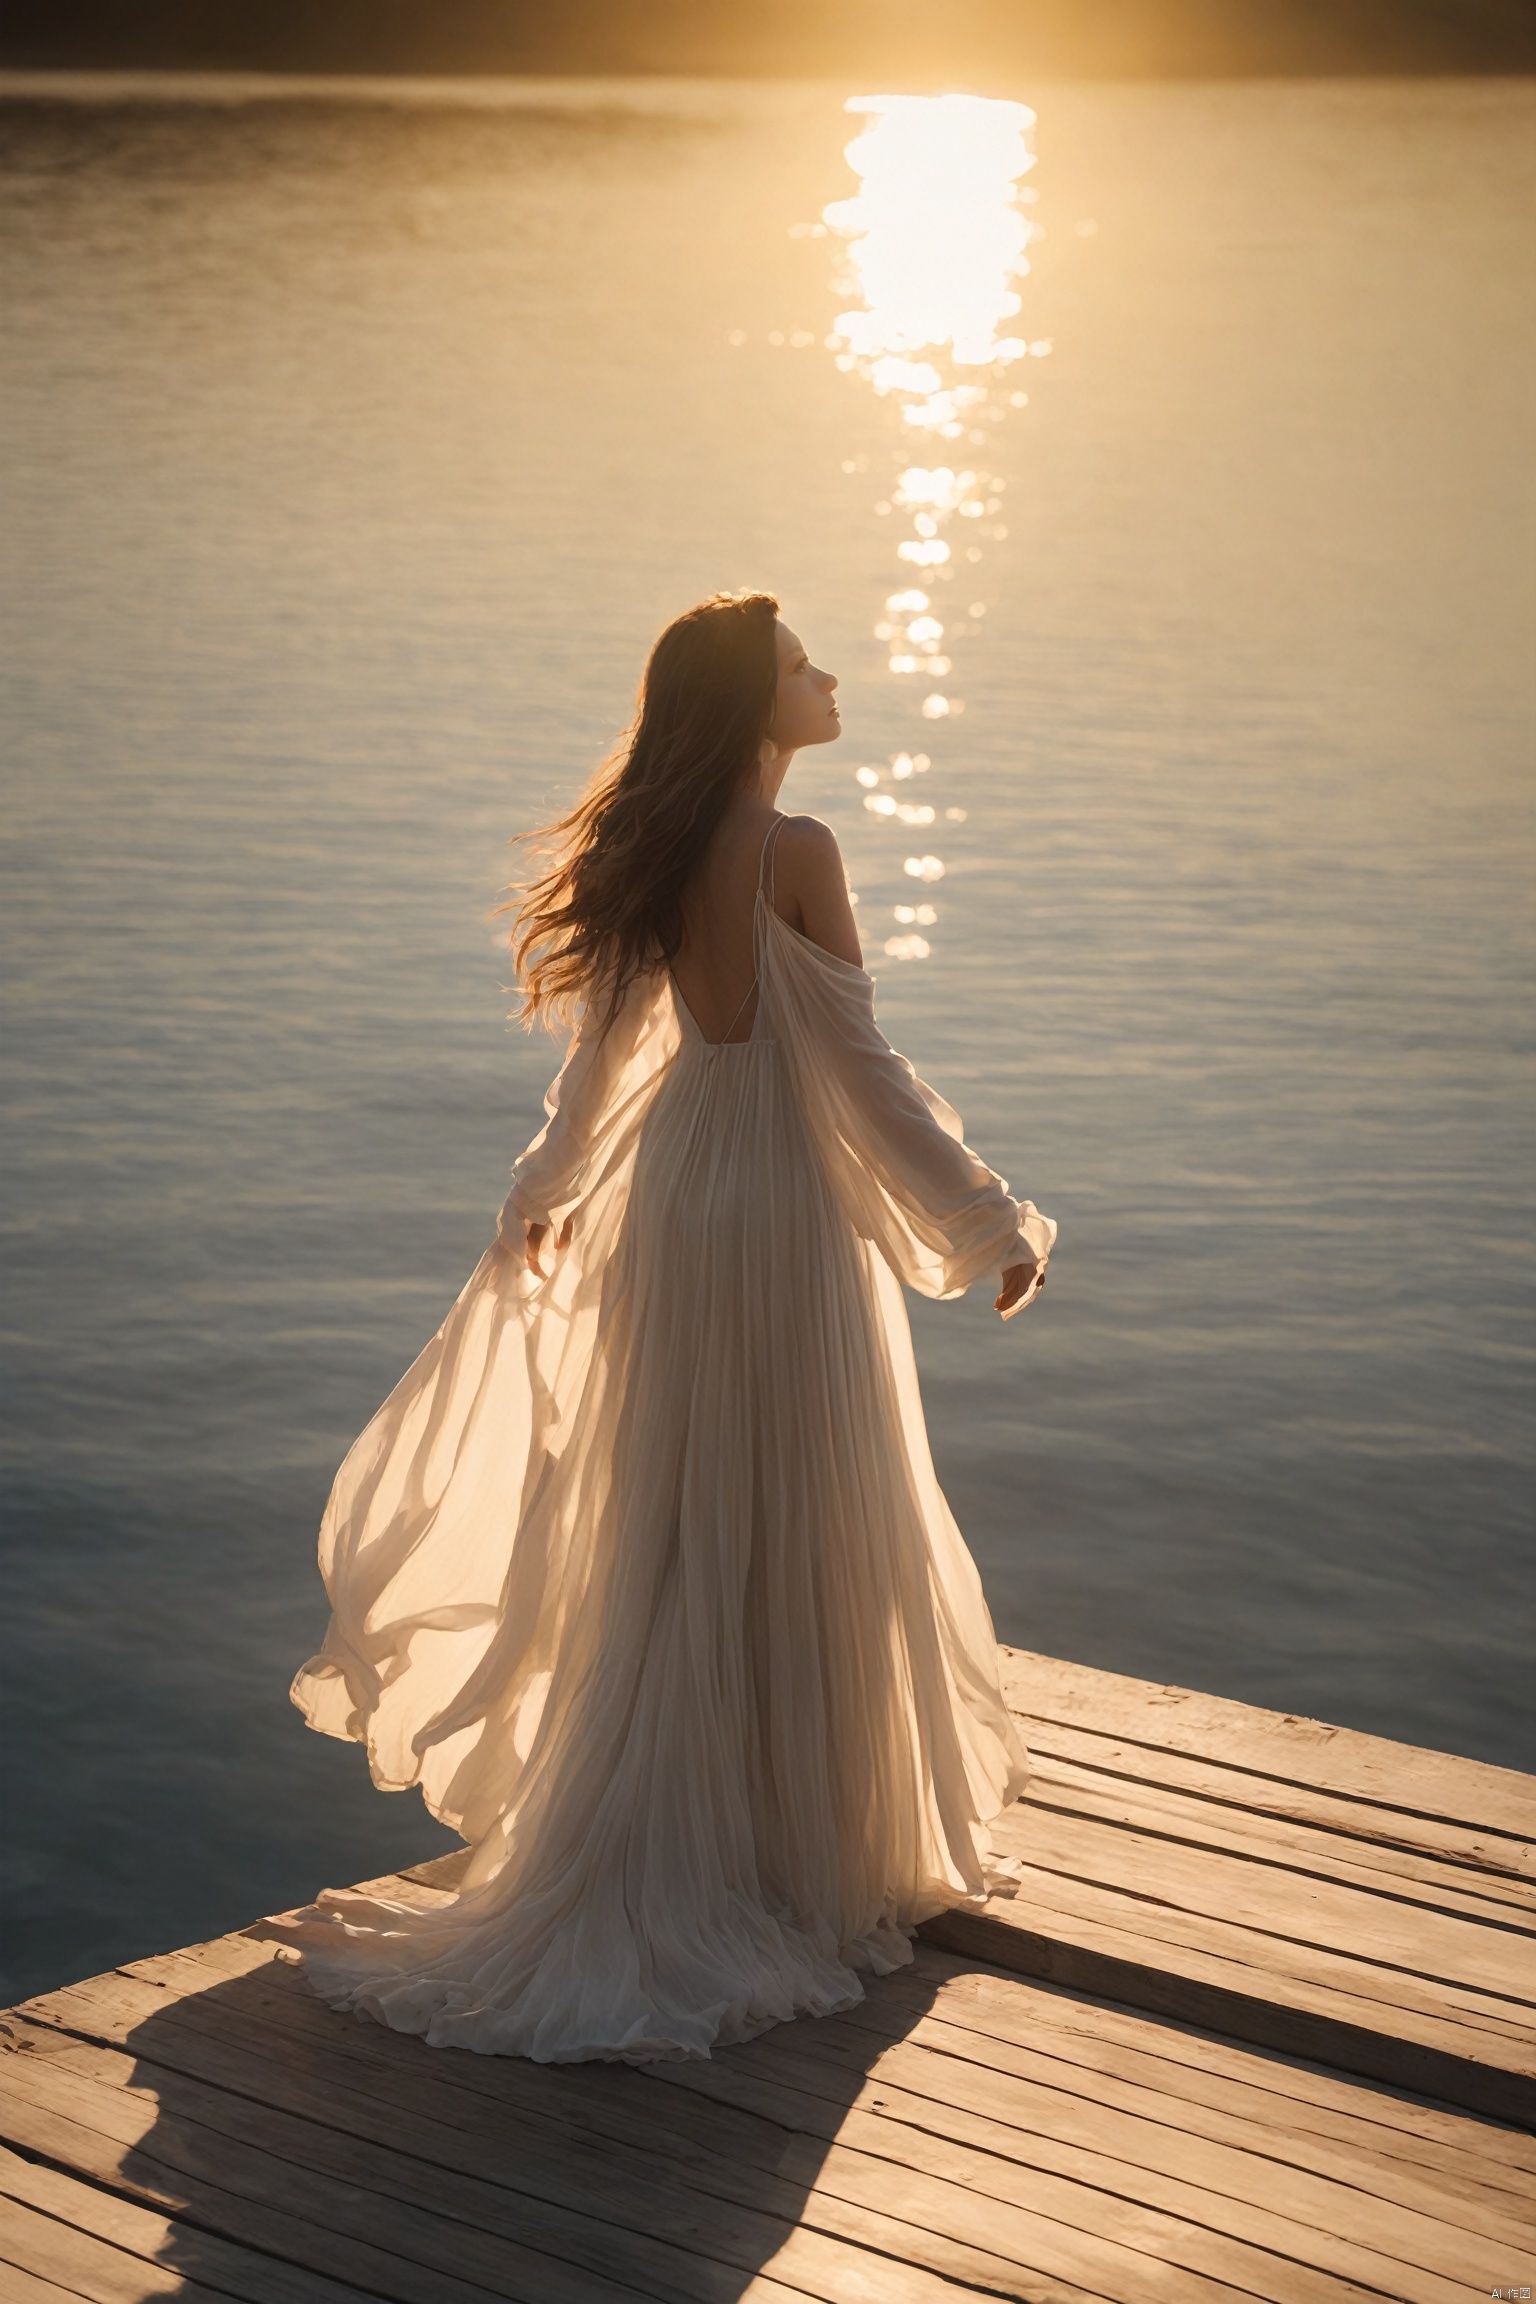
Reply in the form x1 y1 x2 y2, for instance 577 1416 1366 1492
282 820 1056 2063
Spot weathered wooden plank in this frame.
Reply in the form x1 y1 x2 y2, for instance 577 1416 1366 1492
819 1984 1536 2243
107 1954 1273 2304
905 1945 1536 2176
1013 1717 1536 1888
989 1803 1536 2003
0 2256 94 2304
155 1925 1513 2225
922 1881 1536 2124
0 2017 1063 2304
709 2113 1370 2304
112 1940 1420 2300
197 1921 1536 2200
402 1827 1536 2127
743 2058 1518 2301
15 1944 1420 2304
650 2065 1309 2304
11 1970 992 2304
759 2100 1412 2304
12 1644 1534 2304
109 1943 861 2200
718 2090 1405 2304
0 2033 644 2304
0 2148 334 2304
175 1908 1536 2279
10 1983 795 2304
1000 1649 1536 1843
101 1947 1112 2303
647 2033 1485 2304
890 1952 1536 2204
401 1656 1536 2145
21 1989 1284 2304
958 1858 1535 2047
1025 1751 1536 1922
721 2014 1522 2288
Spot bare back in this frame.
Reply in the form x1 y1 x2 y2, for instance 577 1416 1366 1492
671 799 863 1044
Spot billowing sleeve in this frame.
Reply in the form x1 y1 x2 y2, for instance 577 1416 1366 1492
766 918 1056 1302
496 965 668 1251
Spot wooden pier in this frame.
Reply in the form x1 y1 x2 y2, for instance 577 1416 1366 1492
3 1647 1532 2302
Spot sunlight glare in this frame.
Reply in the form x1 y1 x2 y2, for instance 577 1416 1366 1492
824 94 1037 383
824 90 1039 964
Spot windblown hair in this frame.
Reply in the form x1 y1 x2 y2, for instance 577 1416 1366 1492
507 590 781 1034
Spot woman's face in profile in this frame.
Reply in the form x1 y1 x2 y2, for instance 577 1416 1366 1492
768 620 840 754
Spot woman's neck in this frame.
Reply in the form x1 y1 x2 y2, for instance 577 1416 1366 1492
746 748 795 807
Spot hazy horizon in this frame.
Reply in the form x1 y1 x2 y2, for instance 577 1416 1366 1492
5 0 1535 80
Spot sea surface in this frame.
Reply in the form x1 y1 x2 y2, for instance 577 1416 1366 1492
1 72 1532 2005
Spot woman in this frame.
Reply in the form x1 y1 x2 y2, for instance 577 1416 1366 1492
282 589 1056 2064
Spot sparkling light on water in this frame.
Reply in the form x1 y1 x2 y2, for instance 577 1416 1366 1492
821 93 1042 960
824 93 1038 385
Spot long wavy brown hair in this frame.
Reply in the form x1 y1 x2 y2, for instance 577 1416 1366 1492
505 590 781 1034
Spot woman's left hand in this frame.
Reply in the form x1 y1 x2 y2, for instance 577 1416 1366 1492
995 1257 1047 1319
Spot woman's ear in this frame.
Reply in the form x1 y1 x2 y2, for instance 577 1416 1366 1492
758 737 780 769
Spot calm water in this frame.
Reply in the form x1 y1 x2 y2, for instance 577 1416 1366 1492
1 74 1532 2005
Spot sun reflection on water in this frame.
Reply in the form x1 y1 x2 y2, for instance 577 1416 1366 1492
819 92 1043 962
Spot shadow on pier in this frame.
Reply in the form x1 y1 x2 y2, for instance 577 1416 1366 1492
2 1922 964 2301
3 1646 1532 2297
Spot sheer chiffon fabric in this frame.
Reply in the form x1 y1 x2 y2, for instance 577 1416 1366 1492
282 825 1056 2062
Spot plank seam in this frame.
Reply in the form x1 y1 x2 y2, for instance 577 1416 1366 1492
877 2023 1535 2242
0 2149 258 2304
873 1991 1536 2194
1004 1856 1536 2001
18 2000 962 2304
917 1912 1536 2126
653 2044 1474 2299
1019 1788 1536 1919
0 2127 413 2304
1012 1718 1534 1846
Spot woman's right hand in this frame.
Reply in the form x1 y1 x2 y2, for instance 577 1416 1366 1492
996 1257 1047 1320
525 1215 574 1278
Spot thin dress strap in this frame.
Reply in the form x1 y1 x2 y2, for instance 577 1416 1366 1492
747 815 787 1015
757 813 786 905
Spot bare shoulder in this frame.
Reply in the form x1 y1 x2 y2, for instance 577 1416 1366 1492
771 812 862 968
773 811 845 881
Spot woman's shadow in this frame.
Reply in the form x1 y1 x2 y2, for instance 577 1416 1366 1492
16 1865 962 2302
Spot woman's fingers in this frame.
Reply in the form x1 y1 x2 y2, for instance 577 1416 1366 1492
525 1215 574 1278
996 1259 1048 1315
